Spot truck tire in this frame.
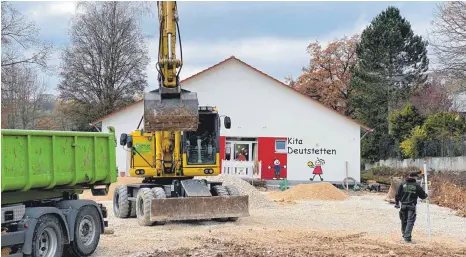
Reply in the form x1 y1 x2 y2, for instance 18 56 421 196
113 185 130 218
150 187 167 225
30 214 65 257
136 188 155 226
224 185 240 221
211 185 229 222
65 206 101 257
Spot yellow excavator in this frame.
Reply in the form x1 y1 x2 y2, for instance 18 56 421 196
113 1 249 226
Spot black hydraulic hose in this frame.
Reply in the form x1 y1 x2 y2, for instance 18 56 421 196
176 18 183 77
133 148 154 168
174 2 183 77
137 115 143 130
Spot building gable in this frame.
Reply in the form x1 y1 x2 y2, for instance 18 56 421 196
94 56 371 132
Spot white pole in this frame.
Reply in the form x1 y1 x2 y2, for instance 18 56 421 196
423 163 432 241
345 161 349 191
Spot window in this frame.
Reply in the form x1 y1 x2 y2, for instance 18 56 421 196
234 143 250 161
275 140 286 153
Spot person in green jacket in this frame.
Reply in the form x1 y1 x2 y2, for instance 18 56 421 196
395 172 428 243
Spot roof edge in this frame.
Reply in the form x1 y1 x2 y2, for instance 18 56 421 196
93 56 372 131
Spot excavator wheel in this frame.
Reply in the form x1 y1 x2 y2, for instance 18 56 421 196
136 188 155 226
224 185 241 221
150 187 168 225
211 185 231 222
113 185 130 218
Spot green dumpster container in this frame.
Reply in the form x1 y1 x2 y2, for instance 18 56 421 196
1 128 117 204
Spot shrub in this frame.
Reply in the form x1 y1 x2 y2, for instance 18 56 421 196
361 166 419 184
430 171 466 217
400 125 427 158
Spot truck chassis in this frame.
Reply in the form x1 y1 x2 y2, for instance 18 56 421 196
1 193 108 257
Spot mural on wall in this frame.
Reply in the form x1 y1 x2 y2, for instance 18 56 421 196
267 158 287 180
307 157 325 181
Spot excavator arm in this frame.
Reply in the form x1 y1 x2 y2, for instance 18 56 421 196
144 1 199 132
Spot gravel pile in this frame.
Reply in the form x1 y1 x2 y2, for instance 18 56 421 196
197 175 276 209
267 182 348 201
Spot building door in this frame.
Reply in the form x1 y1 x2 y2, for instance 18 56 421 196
224 137 258 161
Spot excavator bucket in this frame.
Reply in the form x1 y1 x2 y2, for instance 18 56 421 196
144 90 199 132
150 195 249 222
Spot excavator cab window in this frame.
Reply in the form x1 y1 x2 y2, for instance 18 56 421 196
183 112 219 165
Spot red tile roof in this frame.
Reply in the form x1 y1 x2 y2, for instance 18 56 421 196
93 56 372 131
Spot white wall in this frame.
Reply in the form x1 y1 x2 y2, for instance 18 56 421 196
102 59 363 182
182 60 362 182
102 103 144 175
365 156 466 172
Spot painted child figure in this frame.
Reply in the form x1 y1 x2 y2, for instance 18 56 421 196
308 158 325 181
268 159 286 180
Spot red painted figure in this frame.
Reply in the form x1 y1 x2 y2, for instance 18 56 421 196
268 159 286 180
308 158 325 181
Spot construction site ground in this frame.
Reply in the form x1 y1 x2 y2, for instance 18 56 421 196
86 179 466 257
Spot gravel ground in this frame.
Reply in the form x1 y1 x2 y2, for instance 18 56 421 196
196 175 277 209
91 194 466 257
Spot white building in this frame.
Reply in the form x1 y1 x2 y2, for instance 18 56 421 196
93 56 372 184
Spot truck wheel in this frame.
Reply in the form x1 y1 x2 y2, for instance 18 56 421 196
136 188 155 226
211 185 229 222
151 187 167 225
113 185 130 218
31 214 64 257
224 185 240 221
65 206 101 257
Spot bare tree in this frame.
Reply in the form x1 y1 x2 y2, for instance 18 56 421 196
58 1 150 129
1 65 47 129
1 1 52 69
410 71 453 115
430 2 466 81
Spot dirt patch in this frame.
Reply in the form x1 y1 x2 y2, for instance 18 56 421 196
131 229 466 257
81 177 142 201
267 182 348 202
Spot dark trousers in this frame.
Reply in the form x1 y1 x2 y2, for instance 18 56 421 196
399 204 417 240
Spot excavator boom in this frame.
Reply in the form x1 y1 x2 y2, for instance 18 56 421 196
144 1 199 132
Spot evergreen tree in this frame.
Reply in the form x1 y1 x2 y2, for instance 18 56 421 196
350 6 429 161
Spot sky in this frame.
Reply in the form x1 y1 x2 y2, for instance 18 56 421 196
10 1 441 94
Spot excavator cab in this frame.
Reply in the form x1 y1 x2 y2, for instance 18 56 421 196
181 106 230 176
